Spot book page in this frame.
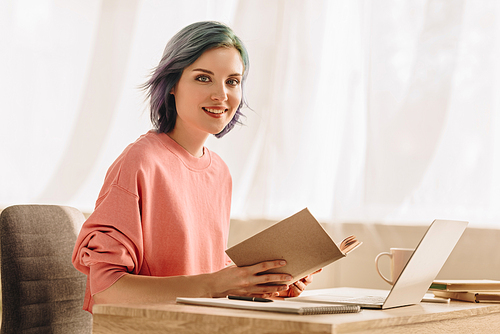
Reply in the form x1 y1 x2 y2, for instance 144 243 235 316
338 235 362 254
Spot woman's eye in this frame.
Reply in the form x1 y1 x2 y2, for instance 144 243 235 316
226 78 240 86
196 75 210 82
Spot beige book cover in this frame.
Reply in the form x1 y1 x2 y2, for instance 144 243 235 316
225 208 361 283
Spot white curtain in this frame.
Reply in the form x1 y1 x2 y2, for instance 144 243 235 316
1 0 499 227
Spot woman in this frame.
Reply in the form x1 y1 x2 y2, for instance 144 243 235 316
72 21 315 313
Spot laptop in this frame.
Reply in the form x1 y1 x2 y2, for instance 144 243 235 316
292 219 468 309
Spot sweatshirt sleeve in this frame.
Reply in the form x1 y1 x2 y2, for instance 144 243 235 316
72 184 144 311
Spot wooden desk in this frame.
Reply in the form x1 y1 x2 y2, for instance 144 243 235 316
92 288 500 334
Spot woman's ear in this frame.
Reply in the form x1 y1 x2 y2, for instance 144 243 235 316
169 86 175 95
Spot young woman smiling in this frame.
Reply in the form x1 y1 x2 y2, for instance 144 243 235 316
72 21 316 313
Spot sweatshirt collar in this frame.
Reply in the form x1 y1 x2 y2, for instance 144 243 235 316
152 130 211 170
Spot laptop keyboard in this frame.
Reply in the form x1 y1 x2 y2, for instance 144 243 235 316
334 295 385 304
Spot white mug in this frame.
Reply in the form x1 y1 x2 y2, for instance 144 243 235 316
375 248 414 285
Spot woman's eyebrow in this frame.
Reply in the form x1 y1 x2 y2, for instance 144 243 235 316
192 68 214 75
192 68 242 77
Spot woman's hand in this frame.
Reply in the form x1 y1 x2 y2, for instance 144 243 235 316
209 260 294 299
277 269 323 297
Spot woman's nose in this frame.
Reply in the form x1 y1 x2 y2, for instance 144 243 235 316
211 83 228 101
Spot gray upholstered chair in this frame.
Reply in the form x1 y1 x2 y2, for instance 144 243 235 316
0 204 91 333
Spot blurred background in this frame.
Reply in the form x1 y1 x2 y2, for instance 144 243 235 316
1 0 499 228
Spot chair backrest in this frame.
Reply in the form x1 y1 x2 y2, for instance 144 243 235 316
0 205 91 333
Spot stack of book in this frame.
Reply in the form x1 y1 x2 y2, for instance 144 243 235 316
430 279 500 303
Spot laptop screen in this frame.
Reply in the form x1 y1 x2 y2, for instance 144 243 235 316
383 219 468 309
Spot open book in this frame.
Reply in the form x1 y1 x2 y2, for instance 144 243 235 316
225 208 361 283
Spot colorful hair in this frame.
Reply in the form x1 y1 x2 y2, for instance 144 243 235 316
143 21 249 138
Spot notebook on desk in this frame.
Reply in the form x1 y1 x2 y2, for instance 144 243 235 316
292 219 468 309
176 297 361 315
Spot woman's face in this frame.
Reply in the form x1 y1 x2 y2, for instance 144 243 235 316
171 47 244 138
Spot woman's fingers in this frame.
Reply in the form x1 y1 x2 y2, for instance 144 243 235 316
238 260 293 297
301 274 313 285
294 279 307 291
246 260 292 285
214 260 294 297
279 270 322 297
251 260 287 274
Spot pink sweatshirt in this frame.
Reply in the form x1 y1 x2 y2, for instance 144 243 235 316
72 131 232 312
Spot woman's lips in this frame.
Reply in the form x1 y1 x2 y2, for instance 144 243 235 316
203 107 227 114
203 107 228 118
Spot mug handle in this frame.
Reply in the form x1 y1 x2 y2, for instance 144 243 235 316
375 252 393 284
